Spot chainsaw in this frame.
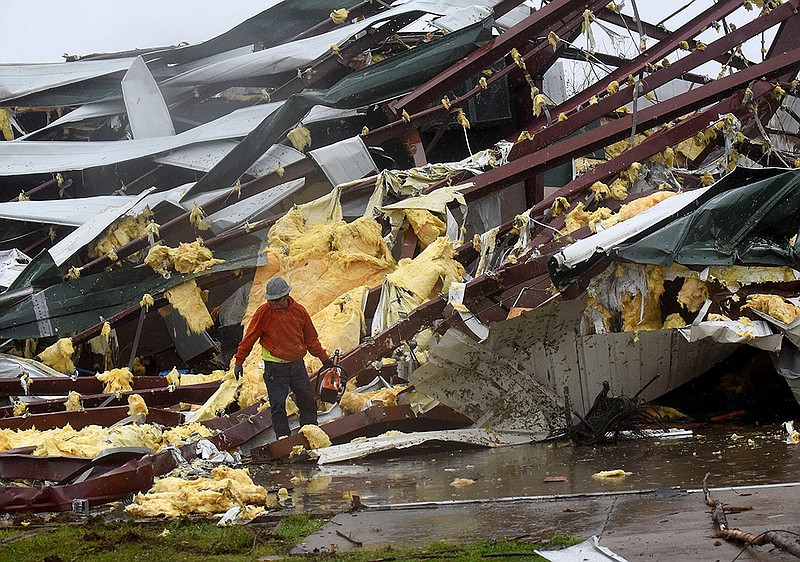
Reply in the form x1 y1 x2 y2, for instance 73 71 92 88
317 349 347 404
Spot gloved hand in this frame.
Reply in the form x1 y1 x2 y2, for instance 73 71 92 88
233 365 243 379
322 357 335 369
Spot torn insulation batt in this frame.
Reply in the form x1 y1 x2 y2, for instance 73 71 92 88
0 422 214 457
125 466 271 518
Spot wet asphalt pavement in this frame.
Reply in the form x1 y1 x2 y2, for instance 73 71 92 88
247 425 800 560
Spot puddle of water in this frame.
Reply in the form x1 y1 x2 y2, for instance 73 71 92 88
247 425 800 512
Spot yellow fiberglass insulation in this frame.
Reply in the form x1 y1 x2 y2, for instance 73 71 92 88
132 357 146 376
564 203 590 234
164 279 214 335
144 240 224 275
267 208 306 248
708 313 732 322
601 191 676 229
161 423 214 446
165 367 181 386
143 244 172 274
128 394 149 417
677 277 709 312
305 286 368 372
563 203 612 235
96 367 133 394
299 425 332 449
189 371 239 422
390 237 463 304
339 386 407 415
236 215 396 405
404 209 446 248
37 338 75 374
171 240 225 274
743 294 800 324
125 466 271 518
608 178 629 201
0 423 215 457
372 238 463 334
89 214 152 259
180 370 228 387
65 391 82 411
662 313 686 329
620 266 665 333
166 366 228 387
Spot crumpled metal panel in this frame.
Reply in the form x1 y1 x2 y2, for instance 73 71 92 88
414 299 736 418
613 170 800 268
0 456 155 513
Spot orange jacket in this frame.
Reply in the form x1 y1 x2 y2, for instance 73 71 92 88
234 297 328 365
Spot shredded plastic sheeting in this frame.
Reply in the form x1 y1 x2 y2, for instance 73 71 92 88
0 422 212 457
372 146 509 207
620 266 664 332
89 213 152 258
37 338 75 374
144 240 224 274
125 466 271 518
299 424 332 449
128 394 149 417
743 294 800 324
164 279 214 334
96 367 133 394
372 237 465 335
188 371 239 422
536 535 630 562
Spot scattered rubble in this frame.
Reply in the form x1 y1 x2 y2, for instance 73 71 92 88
1 1 800 527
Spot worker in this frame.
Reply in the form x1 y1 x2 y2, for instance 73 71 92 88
233 277 333 439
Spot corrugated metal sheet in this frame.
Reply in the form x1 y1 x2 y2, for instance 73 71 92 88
413 299 736 418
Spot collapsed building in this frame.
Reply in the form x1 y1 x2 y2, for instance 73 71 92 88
1 0 800 515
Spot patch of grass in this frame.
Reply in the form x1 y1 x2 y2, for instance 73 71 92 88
0 520 282 562
319 537 584 562
274 513 324 544
0 518 582 562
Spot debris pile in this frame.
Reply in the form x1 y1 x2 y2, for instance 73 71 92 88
2 0 800 515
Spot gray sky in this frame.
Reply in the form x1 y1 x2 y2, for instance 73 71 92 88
5 0 275 63
3 1 775 64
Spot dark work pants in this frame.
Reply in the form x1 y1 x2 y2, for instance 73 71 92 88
264 360 317 438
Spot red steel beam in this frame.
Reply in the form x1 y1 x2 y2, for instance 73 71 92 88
0 406 182 431
254 403 472 460
391 0 609 114
0 376 169 397
0 382 220 416
508 0 745 150
596 6 750 71
458 47 800 203
509 0 800 161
